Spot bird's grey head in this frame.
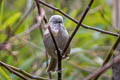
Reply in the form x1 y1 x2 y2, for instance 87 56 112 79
49 15 64 28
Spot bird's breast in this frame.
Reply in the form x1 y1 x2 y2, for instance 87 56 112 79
55 29 69 50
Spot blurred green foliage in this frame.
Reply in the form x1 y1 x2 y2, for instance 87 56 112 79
0 0 116 80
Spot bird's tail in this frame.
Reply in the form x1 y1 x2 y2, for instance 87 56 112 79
47 58 57 72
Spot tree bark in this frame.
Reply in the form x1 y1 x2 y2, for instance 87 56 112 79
112 43 120 80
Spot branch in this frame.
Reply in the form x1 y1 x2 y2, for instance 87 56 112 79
18 11 44 36
103 35 120 65
0 61 28 80
0 43 11 50
38 0 119 37
35 0 53 79
48 25 62 80
0 61 48 80
18 2 45 36
35 0 53 80
3 3 35 43
45 52 52 80
12 4 35 34
85 54 120 80
35 0 44 37
35 0 62 80
62 0 94 56
93 35 120 79
0 2 48 80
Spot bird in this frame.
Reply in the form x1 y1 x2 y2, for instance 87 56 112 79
43 15 71 72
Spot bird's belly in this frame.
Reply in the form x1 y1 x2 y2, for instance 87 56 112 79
46 34 67 51
55 34 68 50
43 30 69 59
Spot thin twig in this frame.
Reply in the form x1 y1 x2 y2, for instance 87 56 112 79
35 0 53 80
35 0 41 15
18 3 45 36
104 37 120 61
0 61 48 80
62 0 94 56
0 61 28 80
3 3 35 43
93 35 120 80
12 4 35 35
0 2 47 80
85 54 120 80
42 16 53 80
39 0 94 79
38 0 119 37
5 62 47 80
35 0 44 37
36 0 62 79
45 52 52 79
38 24 43 37
48 25 62 80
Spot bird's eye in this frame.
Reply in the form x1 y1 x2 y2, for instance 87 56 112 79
53 20 62 24
59 21 62 23
53 21 57 24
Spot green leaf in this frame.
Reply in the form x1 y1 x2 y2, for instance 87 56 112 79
2 12 21 30
54 0 60 8
65 9 78 28
10 57 34 80
0 33 6 42
0 0 5 28
0 67 11 80
7 56 14 65
19 57 34 70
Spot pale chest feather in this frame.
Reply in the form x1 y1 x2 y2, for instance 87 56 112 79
43 27 69 51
